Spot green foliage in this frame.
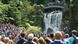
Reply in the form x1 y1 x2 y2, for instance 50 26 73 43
0 0 78 32
26 26 42 33
70 0 78 30
0 2 9 23
0 0 44 32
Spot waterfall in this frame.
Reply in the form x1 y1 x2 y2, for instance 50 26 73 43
44 10 62 34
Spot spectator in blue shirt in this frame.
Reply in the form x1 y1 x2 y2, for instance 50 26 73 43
68 30 78 44
51 31 66 44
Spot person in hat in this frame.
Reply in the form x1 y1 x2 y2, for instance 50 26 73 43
68 30 78 44
24 33 34 44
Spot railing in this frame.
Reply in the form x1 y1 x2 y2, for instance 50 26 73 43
43 2 65 13
44 2 65 10
47 2 64 7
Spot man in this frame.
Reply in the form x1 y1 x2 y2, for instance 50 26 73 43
68 30 78 44
24 33 34 44
17 32 27 44
64 34 70 44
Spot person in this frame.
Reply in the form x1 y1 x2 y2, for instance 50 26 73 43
0 35 5 44
65 34 69 39
68 30 78 44
32 37 39 44
46 34 54 42
9 37 14 44
61 31 70 44
3 37 11 44
64 34 70 44
38 37 45 44
45 37 51 44
24 33 34 44
17 32 27 44
50 31 65 44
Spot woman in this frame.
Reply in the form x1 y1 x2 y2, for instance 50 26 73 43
4 37 12 44
50 31 65 44
38 37 45 44
45 37 50 44
32 37 39 44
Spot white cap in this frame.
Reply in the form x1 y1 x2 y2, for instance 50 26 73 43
72 30 77 32
28 33 34 39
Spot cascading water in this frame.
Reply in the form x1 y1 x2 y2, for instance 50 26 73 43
44 10 63 34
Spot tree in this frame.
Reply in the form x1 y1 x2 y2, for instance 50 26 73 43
0 0 44 31
70 0 78 30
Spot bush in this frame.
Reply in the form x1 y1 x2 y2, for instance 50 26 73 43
26 26 42 34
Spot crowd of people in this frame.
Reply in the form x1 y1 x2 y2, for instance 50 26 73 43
0 23 24 44
0 30 78 44
16 30 78 44
0 24 78 44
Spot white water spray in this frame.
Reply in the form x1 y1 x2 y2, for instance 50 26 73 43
44 10 62 34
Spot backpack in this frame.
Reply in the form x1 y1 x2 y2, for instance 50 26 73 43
72 36 78 44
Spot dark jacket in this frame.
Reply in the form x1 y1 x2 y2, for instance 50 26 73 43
24 39 33 44
17 38 27 44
